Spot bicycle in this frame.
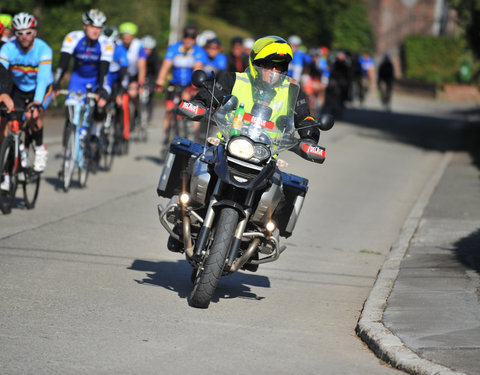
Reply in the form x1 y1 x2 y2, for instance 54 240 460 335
0 106 42 214
98 99 116 171
135 82 154 142
58 89 97 192
161 84 195 157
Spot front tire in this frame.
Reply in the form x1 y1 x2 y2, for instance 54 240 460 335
189 207 239 308
23 142 40 209
62 127 75 192
0 136 17 214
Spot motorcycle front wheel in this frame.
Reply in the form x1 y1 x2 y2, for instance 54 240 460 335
189 207 239 308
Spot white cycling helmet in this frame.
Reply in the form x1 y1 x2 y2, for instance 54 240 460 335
288 35 302 46
12 12 37 31
196 29 216 47
141 35 157 49
82 9 106 28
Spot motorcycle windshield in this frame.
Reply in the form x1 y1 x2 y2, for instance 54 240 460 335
215 66 300 154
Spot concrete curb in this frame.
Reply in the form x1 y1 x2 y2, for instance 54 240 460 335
356 151 468 375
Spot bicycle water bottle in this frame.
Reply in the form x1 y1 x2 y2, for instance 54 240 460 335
79 126 87 146
230 103 245 137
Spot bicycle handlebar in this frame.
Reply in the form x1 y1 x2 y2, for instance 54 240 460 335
57 90 98 100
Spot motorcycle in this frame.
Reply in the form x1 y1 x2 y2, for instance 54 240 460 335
156 68 334 308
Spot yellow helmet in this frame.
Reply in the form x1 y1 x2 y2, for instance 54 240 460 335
249 36 293 75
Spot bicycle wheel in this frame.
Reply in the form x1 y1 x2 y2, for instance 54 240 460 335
0 135 18 214
101 125 115 171
62 127 75 192
78 140 89 188
22 142 40 209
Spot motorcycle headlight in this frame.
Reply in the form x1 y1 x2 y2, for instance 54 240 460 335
228 137 271 164
228 137 254 160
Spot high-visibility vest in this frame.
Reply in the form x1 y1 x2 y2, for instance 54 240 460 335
231 72 292 125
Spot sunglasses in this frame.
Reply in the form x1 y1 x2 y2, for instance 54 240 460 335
259 61 286 72
15 29 34 37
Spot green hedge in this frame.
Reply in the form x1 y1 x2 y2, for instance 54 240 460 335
404 35 466 84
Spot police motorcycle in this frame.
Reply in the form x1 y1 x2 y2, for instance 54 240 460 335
156 68 334 308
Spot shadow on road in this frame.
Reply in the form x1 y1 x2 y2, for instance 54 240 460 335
341 106 480 154
128 258 270 304
452 228 480 273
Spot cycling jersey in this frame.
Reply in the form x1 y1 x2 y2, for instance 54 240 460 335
119 38 147 79
204 52 227 79
60 30 114 79
288 49 312 82
107 42 129 89
164 42 207 86
0 38 53 103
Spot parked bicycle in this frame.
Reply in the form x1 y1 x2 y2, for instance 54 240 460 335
58 89 97 192
0 106 42 214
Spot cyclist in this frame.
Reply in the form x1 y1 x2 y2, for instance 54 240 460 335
0 12 53 175
118 22 147 129
287 35 312 83
0 14 12 44
53 9 113 159
203 37 227 79
155 24 207 146
226 36 248 73
141 35 161 122
103 25 129 147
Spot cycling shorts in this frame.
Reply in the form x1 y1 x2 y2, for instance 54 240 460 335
66 72 99 106
11 84 53 121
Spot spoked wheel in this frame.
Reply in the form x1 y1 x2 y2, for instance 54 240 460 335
78 145 89 188
189 207 239 308
101 126 115 171
0 136 17 214
62 127 75 192
22 142 40 209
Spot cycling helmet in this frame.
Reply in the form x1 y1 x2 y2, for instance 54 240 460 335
183 25 198 39
249 35 293 75
0 14 12 29
288 35 302 46
243 37 255 51
12 12 37 31
119 22 138 35
196 29 216 47
103 25 118 41
82 9 106 28
141 35 156 49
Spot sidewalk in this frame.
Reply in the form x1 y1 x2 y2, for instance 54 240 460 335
357 149 480 374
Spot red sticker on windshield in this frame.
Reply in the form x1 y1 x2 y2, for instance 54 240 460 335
243 113 275 130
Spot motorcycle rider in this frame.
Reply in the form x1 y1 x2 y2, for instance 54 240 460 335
168 36 323 253
192 35 320 148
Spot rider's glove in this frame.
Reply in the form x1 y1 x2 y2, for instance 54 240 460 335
177 100 206 121
297 117 320 143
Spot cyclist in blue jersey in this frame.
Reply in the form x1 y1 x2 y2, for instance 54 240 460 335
155 25 207 142
0 13 53 174
287 35 312 83
203 37 227 79
52 9 114 150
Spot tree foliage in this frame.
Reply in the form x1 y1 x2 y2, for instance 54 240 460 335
449 0 480 58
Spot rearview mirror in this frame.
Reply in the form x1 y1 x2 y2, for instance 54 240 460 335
318 114 334 131
192 70 208 88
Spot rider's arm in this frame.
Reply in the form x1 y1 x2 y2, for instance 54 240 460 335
53 52 71 89
33 41 53 104
137 46 147 85
156 59 173 88
0 62 12 95
193 70 236 109
294 88 320 143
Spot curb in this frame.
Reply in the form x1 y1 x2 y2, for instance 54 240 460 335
355 151 468 375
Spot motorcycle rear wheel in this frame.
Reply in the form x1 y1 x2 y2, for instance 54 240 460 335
189 207 239 308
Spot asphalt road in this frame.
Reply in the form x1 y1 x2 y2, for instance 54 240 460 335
0 93 476 374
